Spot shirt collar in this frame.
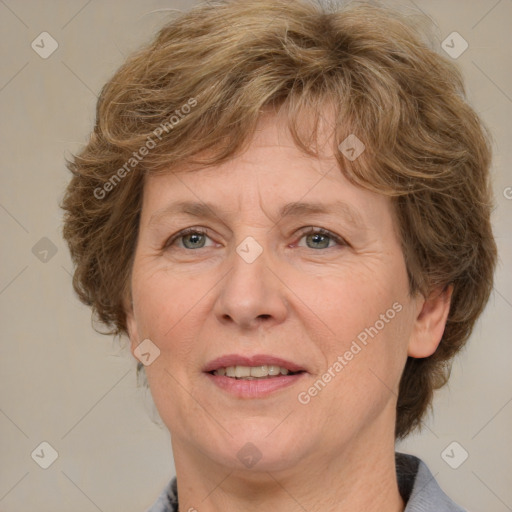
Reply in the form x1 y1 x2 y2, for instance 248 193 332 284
396 453 467 511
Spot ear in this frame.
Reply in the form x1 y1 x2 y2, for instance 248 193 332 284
408 284 453 358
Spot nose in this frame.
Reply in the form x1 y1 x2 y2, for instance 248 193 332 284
213 239 288 331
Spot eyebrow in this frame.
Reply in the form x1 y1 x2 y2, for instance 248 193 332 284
148 200 366 230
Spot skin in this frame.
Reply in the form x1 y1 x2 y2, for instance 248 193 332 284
126 110 452 512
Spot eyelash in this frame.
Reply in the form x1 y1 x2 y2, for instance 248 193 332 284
164 227 347 251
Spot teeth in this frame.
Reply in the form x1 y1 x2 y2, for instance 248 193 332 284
250 365 268 378
267 365 280 376
213 365 294 378
235 365 251 378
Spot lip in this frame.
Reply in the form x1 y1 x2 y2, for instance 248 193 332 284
202 354 306 373
205 372 307 399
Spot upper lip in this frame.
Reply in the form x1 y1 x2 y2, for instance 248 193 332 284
203 354 307 373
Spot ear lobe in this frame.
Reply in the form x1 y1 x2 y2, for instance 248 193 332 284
407 284 453 358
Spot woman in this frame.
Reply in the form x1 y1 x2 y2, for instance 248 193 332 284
61 0 497 510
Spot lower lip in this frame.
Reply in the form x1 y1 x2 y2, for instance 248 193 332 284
205 372 306 398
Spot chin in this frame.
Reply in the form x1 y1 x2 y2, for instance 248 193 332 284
201 429 306 473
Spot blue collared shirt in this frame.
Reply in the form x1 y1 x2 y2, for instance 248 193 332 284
146 452 466 511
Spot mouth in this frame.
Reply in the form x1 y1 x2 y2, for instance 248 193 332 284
203 353 307 375
207 365 305 379
203 354 307 398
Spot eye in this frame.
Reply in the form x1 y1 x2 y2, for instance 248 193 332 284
165 228 215 250
164 226 347 251
296 227 347 250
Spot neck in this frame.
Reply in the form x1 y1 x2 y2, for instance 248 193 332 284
171 413 405 512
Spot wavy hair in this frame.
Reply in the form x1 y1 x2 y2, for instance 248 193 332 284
61 0 497 439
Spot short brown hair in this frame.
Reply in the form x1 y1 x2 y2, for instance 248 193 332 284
61 0 497 439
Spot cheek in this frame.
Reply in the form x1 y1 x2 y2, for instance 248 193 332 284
305 259 408 345
298 305 412 441
305 257 412 396
131 270 205 431
132 266 203 339
130 269 204 403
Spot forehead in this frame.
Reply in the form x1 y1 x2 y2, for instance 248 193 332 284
140 112 395 235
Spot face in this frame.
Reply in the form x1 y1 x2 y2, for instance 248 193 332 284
126 111 435 474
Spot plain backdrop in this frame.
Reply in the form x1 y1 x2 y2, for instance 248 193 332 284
0 0 511 511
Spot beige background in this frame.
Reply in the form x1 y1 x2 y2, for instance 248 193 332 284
0 0 511 510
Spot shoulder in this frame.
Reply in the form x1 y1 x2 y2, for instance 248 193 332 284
396 452 467 512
